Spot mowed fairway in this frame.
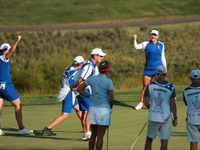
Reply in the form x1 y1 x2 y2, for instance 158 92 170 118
0 101 190 150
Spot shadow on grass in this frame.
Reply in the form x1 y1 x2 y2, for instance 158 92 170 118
114 100 133 108
114 100 148 110
71 148 88 150
2 127 83 141
171 131 187 137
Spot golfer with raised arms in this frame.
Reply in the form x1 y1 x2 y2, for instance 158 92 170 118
70 48 106 141
183 69 200 150
144 65 177 150
42 56 84 136
0 36 33 135
77 60 114 150
133 29 167 110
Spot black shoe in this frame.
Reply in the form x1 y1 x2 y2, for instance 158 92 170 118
42 127 57 136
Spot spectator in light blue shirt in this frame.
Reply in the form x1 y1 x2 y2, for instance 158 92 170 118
77 60 114 150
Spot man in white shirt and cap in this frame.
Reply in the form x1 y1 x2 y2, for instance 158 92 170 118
71 48 106 141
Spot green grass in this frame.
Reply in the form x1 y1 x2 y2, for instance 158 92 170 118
1 87 189 149
1 101 189 150
0 0 200 25
2 86 187 106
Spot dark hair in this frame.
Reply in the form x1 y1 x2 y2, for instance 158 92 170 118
152 28 159 31
99 60 111 73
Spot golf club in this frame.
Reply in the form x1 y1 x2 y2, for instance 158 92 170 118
130 121 147 150
0 110 2 129
107 126 109 150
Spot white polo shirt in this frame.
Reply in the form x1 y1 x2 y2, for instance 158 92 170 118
72 58 99 82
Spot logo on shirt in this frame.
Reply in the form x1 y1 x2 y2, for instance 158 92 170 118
192 95 200 109
158 45 160 49
154 93 163 106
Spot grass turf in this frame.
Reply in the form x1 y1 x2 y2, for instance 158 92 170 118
0 0 199 25
1 101 189 150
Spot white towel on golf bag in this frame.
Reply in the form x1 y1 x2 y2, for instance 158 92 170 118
57 86 76 105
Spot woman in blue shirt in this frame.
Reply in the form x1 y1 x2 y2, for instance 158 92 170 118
0 36 33 135
77 60 114 150
133 29 167 110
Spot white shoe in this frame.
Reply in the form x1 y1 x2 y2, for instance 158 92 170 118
135 102 143 110
0 129 5 136
18 127 33 135
82 131 91 141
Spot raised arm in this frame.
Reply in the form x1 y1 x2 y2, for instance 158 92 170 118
6 36 22 59
161 46 167 71
133 34 143 49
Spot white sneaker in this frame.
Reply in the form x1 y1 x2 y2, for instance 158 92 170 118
82 131 91 141
0 129 5 136
135 102 144 110
18 127 33 135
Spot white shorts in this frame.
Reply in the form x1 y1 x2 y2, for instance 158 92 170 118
88 107 112 126
147 117 172 140
186 121 200 142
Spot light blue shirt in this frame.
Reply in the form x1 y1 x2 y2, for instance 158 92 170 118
84 74 113 108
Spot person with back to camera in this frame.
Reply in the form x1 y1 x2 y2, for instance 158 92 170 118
0 36 33 135
77 60 114 150
144 65 177 150
70 48 106 141
183 69 200 150
133 28 167 110
42 56 84 136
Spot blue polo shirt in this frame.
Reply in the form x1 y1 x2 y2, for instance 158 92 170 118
84 74 113 108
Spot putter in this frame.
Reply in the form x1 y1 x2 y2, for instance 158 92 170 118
107 126 109 150
130 121 147 150
0 110 2 129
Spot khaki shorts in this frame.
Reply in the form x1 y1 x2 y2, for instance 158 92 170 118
147 117 172 140
186 121 200 142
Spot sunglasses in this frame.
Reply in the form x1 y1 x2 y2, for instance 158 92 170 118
96 55 104 58
0 48 8 51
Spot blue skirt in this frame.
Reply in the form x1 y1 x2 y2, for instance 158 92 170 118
143 68 157 76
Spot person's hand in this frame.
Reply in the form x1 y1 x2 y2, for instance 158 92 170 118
17 36 22 42
133 34 137 40
173 118 178 126
70 85 76 91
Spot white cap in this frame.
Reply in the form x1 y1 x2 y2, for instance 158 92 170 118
73 56 84 64
0 43 11 50
156 65 166 74
191 69 200 79
150 29 159 35
91 48 106 56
